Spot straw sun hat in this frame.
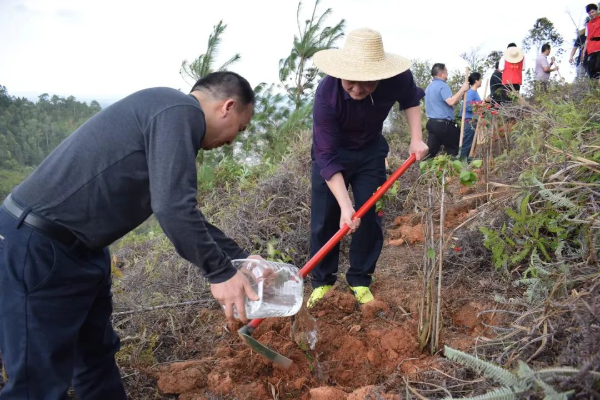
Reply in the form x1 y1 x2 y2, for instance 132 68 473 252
313 28 411 81
504 46 524 63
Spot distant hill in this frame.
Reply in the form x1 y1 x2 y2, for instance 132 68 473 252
0 86 104 199
9 91 120 108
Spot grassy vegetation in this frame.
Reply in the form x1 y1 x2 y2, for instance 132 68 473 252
0 166 33 201
109 79 599 398
454 81 600 397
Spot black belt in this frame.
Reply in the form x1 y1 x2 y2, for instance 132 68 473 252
2 194 77 246
591 37 600 41
428 118 456 125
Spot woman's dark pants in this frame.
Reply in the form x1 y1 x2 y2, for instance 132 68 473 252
310 136 388 289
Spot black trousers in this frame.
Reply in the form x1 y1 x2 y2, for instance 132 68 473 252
426 119 460 158
587 52 600 79
505 83 521 93
310 135 388 288
0 207 126 400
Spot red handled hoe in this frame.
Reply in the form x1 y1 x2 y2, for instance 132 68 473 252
238 154 417 367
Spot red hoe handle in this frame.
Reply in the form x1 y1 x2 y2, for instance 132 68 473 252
244 153 416 333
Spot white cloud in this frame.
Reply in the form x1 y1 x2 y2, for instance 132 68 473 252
0 0 586 103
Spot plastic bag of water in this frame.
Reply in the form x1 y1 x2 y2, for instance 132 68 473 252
230 259 303 319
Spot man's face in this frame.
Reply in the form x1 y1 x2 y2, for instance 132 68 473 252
439 68 449 81
341 80 379 100
203 100 253 150
589 9 598 19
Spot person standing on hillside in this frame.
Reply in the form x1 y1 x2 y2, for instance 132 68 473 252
0 71 261 399
459 72 482 159
569 28 588 79
499 43 525 94
535 44 559 92
307 28 429 307
583 3 600 79
424 63 470 158
489 61 507 105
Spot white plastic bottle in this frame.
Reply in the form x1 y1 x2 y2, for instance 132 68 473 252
231 259 303 319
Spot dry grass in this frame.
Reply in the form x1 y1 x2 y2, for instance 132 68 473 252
109 82 599 398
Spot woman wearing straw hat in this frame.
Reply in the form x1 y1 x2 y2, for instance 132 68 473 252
499 43 525 94
307 28 428 307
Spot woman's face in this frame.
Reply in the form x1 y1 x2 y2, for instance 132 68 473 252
341 80 379 100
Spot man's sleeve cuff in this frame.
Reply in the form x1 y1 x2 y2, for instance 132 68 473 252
235 250 250 259
206 264 238 284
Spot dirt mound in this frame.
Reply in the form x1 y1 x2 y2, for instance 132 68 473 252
387 197 479 246
151 245 495 399
309 387 347 400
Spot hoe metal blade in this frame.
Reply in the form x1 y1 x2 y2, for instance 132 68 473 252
238 323 292 368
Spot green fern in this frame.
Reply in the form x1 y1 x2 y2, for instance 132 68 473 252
529 176 580 214
516 361 573 400
480 185 584 304
553 239 565 260
513 277 548 306
444 347 525 390
443 346 573 400
536 367 600 378
442 387 518 400
480 226 509 271
522 250 550 279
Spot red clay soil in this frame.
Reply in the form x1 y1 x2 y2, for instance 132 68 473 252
151 241 498 399
386 196 480 247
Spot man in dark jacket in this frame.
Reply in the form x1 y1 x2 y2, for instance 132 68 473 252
490 61 507 104
0 71 259 399
569 28 587 79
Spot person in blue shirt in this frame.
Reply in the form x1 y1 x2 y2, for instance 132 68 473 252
460 72 483 159
424 63 470 158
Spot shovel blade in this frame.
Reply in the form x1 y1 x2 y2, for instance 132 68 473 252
238 325 292 368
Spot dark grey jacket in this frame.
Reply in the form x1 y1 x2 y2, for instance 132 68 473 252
13 87 245 283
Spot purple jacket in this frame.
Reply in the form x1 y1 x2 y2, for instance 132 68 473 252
312 71 424 180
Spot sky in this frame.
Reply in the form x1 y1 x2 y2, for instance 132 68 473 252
0 0 591 107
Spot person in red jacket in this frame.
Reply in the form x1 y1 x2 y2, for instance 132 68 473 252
499 43 525 94
584 3 600 79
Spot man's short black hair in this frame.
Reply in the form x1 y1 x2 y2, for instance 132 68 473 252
468 72 482 85
507 43 517 48
586 3 598 12
191 71 255 107
541 43 551 53
431 63 446 77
